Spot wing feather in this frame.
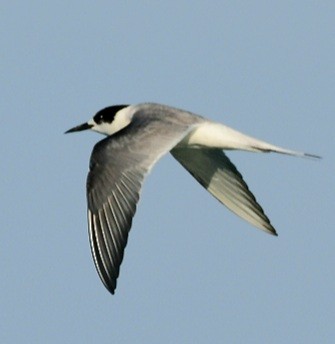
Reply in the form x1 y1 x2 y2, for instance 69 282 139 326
87 112 196 294
171 147 277 235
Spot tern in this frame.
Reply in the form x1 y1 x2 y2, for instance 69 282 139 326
66 102 319 294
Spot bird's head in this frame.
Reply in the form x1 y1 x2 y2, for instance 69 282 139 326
65 105 131 136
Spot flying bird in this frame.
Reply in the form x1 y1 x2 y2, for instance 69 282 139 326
66 103 319 294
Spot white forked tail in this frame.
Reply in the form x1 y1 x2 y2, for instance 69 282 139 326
183 122 320 159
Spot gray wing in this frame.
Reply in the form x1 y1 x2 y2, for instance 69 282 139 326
87 117 193 294
171 147 277 235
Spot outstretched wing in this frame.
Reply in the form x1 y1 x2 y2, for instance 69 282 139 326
87 115 194 294
171 147 277 235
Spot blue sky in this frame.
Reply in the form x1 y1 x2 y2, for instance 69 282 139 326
1 1 333 343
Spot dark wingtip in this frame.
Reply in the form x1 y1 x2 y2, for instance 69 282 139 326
108 288 115 295
268 227 278 236
265 222 278 236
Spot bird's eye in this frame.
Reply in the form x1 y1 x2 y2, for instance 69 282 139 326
94 113 104 124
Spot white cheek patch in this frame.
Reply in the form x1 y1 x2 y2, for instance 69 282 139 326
108 108 133 135
90 107 134 136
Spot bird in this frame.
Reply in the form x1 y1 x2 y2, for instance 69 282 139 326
65 102 319 294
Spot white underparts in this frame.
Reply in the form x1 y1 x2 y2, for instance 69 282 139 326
179 122 305 156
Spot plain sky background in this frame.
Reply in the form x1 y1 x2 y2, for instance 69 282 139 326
1 1 333 343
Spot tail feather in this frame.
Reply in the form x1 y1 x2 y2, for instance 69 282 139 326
183 122 321 159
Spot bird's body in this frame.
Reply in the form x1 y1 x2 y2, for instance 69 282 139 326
66 103 319 294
